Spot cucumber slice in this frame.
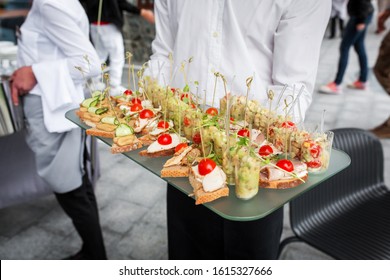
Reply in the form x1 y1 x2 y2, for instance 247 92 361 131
89 99 99 107
87 106 98 114
101 116 119 125
115 123 134 137
99 93 106 101
81 97 99 108
95 107 108 115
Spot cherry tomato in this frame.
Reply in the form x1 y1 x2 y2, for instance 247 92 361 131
237 129 250 138
123 89 133 95
139 109 154 119
230 117 235 123
309 143 322 158
180 93 190 103
184 117 191 127
175 142 188 153
157 133 172 145
132 98 142 105
281 121 296 128
157 120 170 129
306 160 322 169
276 159 294 172
170 88 176 93
259 145 273 157
205 107 218 116
198 158 217 176
130 103 143 112
189 103 197 109
192 132 201 144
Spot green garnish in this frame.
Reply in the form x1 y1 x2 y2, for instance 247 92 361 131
95 107 108 115
183 84 190 92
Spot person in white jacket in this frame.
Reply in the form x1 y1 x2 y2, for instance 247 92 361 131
10 0 106 260
329 0 348 38
149 0 331 259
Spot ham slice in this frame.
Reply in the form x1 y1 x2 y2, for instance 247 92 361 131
260 159 307 181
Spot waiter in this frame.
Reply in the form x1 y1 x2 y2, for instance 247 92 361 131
149 0 331 259
10 0 106 260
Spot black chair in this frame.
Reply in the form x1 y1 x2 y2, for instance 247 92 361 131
0 130 100 209
279 128 390 259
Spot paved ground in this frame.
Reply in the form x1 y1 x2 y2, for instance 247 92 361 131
1 22 390 260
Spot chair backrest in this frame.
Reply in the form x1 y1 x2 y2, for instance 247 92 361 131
290 128 387 235
0 131 100 209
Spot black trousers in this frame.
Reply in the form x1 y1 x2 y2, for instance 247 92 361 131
55 174 107 260
167 185 283 260
330 16 344 38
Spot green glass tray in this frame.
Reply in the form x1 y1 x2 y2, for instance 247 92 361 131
66 109 351 221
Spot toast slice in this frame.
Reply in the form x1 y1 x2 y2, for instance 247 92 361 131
161 165 190 177
111 141 143 154
111 134 142 154
188 167 229 205
86 127 115 138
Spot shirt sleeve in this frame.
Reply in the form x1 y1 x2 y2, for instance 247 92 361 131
35 2 101 82
30 2 101 133
271 0 331 119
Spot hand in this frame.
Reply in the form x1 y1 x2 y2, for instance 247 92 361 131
10 66 37 106
356 23 366 31
140 9 155 24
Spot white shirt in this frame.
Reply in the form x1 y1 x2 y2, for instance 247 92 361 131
17 0 100 133
331 0 347 19
149 0 331 120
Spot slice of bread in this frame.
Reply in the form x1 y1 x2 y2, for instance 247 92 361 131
259 173 308 189
188 168 229 205
111 141 142 154
86 128 115 138
161 165 189 177
139 147 176 157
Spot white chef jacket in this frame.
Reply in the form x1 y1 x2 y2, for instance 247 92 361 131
17 0 101 133
149 0 331 120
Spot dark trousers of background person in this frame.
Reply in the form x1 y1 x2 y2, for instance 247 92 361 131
55 150 107 260
167 185 283 260
329 16 344 38
334 13 373 85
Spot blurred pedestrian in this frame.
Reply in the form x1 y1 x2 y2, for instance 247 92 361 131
375 0 390 34
320 0 374 94
80 0 154 95
10 0 107 259
371 5 390 138
329 0 347 39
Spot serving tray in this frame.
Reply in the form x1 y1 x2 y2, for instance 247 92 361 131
66 109 351 221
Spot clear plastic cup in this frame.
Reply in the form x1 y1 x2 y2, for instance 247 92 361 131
300 130 334 174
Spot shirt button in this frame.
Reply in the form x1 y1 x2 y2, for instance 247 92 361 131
213 32 219 38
